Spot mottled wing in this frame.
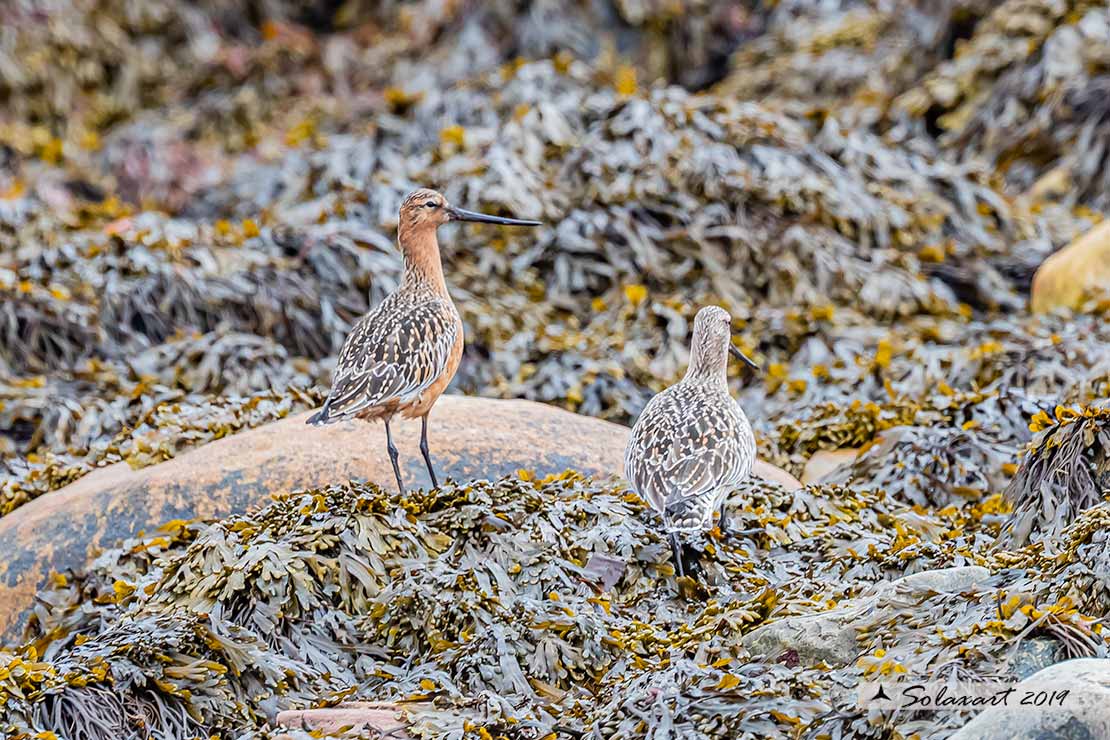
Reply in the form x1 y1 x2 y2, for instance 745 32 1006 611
625 386 752 528
625 391 680 513
627 389 722 510
316 297 458 422
672 402 752 490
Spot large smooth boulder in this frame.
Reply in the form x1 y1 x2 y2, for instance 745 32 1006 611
951 659 1110 740
1031 220 1110 313
0 394 800 640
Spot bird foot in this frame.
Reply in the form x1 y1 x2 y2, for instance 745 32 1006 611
678 544 708 583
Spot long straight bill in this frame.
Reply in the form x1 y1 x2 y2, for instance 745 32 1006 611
729 344 760 371
447 206 542 226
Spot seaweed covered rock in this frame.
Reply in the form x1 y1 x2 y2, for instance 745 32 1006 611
1 334 329 517
2 475 818 738
1000 405 1110 549
741 566 991 668
1 471 1106 739
741 606 864 667
0 394 802 641
824 425 1011 507
0 396 634 639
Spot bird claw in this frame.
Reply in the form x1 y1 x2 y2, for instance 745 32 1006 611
673 542 709 587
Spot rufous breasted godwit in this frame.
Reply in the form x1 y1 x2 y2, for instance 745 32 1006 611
624 305 760 578
308 188 541 494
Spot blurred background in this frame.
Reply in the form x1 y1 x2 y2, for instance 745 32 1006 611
2 0 1109 516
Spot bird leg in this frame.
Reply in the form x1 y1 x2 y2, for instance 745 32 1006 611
419 414 439 489
716 500 731 537
384 418 405 495
669 532 685 579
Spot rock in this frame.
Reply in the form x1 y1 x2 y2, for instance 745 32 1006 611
742 567 992 668
753 459 804 490
1031 220 1110 313
0 394 801 639
0 396 618 638
1009 637 1068 680
951 658 1110 740
742 607 863 667
878 566 992 596
801 448 861 484
277 702 409 736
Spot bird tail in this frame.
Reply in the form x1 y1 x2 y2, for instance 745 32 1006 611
664 494 717 533
665 513 708 533
306 396 334 426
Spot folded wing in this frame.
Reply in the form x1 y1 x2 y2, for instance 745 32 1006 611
310 298 458 424
625 388 750 525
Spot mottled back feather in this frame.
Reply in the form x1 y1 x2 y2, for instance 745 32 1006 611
625 381 755 532
310 290 459 423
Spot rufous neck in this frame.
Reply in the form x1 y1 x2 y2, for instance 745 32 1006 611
398 226 448 295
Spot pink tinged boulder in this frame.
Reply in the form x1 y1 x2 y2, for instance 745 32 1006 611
800 448 862 485
277 703 410 736
1030 220 1110 313
0 395 800 639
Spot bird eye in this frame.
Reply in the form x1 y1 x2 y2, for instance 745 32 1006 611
425 201 438 209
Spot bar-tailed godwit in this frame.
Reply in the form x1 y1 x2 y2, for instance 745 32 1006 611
308 188 541 494
624 305 760 578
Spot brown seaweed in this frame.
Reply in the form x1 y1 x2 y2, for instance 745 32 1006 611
0 1 1109 738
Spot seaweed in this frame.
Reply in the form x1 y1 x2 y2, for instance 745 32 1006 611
2 471 1106 739
999 405 1110 549
1 1 1110 737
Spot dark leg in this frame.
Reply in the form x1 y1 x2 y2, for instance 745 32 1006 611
669 532 685 579
384 418 405 495
717 499 730 537
420 415 438 489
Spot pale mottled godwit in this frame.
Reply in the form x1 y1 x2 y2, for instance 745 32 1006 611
624 305 759 578
308 188 541 493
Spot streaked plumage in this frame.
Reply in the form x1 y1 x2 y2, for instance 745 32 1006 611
314 288 461 423
625 305 759 577
308 187 540 494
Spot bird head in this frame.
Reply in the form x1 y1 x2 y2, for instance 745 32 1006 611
398 188 542 237
690 305 760 376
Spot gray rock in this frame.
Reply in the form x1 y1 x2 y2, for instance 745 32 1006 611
741 607 863 667
874 566 992 597
951 658 1110 740
743 567 992 668
1009 637 1069 680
